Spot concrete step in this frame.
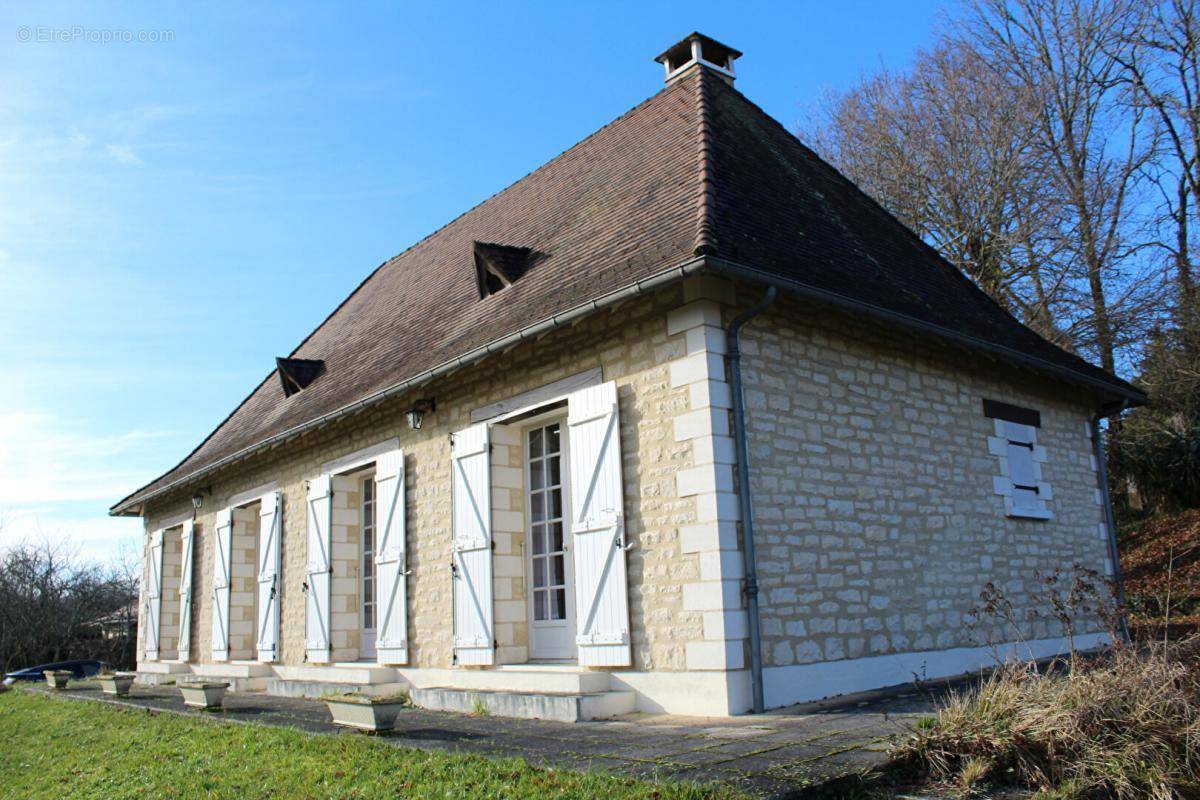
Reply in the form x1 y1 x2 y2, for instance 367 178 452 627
193 676 269 692
408 665 610 695
409 687 635 723
136 660 192 674
193 662 274 679
184 662 273 692
135 672 186 686
273 664 398 685
267 680 409 699
135 660 192 685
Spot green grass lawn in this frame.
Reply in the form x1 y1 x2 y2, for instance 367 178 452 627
0 690 743 800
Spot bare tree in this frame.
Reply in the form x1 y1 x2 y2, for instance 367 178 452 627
805 41 1076 346
808 0 1167 375
964 0 1160 374
1112 0 1200 336
0 536 139 674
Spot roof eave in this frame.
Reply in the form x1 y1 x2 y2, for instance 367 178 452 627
109 255 711 517
111 253 1143 518
704 256 1146 407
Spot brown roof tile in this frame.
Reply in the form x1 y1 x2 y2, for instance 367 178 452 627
111 66 1140 514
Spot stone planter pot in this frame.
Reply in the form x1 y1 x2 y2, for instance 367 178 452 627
324 694 409 732
178 681 229 710
99 672 137 697
43 670 71 690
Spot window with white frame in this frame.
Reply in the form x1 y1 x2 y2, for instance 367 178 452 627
985 399 1052 520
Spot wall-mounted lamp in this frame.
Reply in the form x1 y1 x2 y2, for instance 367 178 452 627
191 486 211 510
406 398 436 430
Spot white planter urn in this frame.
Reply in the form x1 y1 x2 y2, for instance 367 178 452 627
179 681 230 710
325 694 409 732
43 670 71 690
99 672 137 697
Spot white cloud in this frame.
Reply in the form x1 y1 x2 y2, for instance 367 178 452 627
0 411 174 505
105 143 142 165
16 132 94 163
0 411 175 564
0 509 142 565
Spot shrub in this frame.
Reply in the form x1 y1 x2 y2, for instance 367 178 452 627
893 638 1200 798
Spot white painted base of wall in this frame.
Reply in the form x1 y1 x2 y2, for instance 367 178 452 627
724 632 1109 714
608 669 743 715
139 633 1105 717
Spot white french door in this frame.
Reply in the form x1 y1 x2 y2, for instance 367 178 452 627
360 475 377 660
526 420 575 660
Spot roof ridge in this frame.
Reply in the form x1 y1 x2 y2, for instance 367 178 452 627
693 67 719 256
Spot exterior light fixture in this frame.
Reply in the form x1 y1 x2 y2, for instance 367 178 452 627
406 398 436 430
191 486 211 510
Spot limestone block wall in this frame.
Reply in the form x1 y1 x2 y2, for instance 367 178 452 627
330 474 363 662
740 295 1113 669
194 515 214 663
140 283 706 671
491 422 529 664
158 529 183 660
228 505 258 660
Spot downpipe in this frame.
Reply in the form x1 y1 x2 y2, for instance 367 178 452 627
726 286 776 714
1091 403 1131 643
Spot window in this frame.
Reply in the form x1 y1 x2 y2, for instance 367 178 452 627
528 422 567 622
360 477 377 631
984 399 1052 520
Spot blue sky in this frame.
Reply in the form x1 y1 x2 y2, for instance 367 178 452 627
0 0 946 562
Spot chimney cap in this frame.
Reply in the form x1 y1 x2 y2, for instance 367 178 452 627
654 32 741 82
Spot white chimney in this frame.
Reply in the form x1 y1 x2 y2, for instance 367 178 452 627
654 32 741 85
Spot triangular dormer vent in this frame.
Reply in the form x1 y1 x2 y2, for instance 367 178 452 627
276 357 325 397
474 241 534 298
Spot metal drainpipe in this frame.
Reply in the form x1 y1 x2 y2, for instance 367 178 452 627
1091 402 1131 643
726 286 776 714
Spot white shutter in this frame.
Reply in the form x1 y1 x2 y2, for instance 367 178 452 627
1001 421 1050 518
305 475 333 663
177 520 195 661
211 508 233 661
256 491 282 662
567 381 631 666
451 423 494 665
374 448 408 664
144 529 164 660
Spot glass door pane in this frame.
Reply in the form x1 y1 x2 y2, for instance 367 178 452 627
360 476 377 659
528 423 567 623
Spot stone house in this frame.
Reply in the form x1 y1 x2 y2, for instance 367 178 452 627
112 34 1144 718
